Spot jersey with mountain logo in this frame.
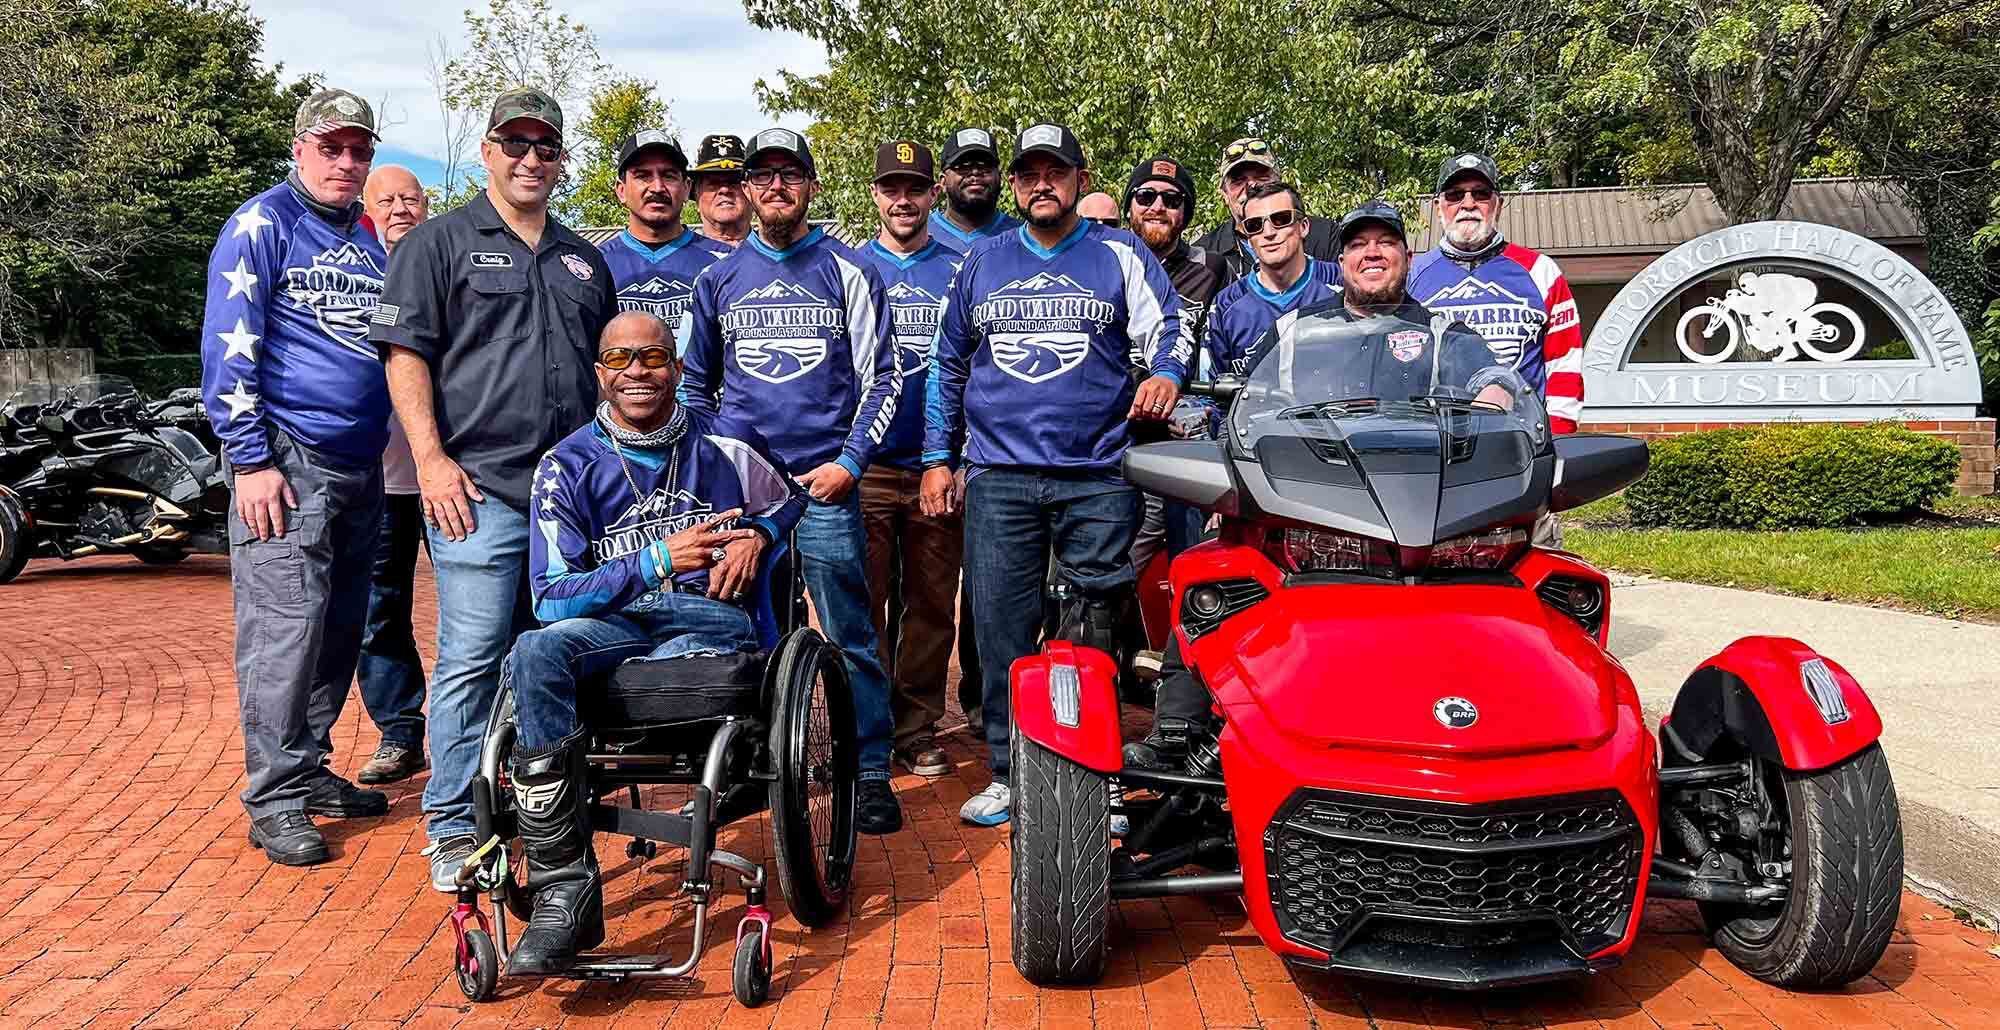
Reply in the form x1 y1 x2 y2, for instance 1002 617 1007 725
1202 257 1343 377
528 410 804 623
924 221 1187 473
928 209 1021 256
598 229 731 330
858 239 959 470
1408 242 1583 431
677 227 900 479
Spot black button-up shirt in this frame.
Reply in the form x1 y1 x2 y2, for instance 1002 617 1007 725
369 191 616 510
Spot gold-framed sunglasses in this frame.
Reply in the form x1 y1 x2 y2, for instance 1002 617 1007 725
1223 138 1272 161
597 345 677 370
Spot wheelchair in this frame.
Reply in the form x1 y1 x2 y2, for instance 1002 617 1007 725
446 539 858 1007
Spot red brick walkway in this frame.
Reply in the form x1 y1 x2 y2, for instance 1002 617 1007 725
2 554 1997 1029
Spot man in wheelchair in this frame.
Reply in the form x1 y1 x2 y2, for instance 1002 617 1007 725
503 310 804 974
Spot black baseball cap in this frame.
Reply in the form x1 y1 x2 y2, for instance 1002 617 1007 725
693 134 746 174
874 140 935 184
1436 152 1500 193
941 127 1000 167
1124 155 1196 218
1337 200 1407 246
746 127 816 178
615 129 688 176
1010 123 1085 172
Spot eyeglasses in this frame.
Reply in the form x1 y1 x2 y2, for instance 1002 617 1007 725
1441 186 1496 203
1240 209 1299 236
746 166 811 188
490 135 562 162
1223 138 1272 161
1086 216 1121 228
314 141 376 162
1132 187 1183 209
597 346 676 371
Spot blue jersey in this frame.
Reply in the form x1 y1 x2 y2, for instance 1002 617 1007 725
528 411 805 624
677 227 901 478
923 221 1187 473
928 209 1021 256
200 179 390 469
858 239 959 470
1203 258 1343 377
598 229 731 330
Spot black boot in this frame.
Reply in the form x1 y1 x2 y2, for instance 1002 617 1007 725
1122 717 1196 772
505 731 604 977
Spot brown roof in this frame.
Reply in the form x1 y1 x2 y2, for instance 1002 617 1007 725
1408 177 1923 257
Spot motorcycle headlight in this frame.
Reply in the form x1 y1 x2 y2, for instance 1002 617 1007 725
1428 527 1529 572
1272 527 1397 577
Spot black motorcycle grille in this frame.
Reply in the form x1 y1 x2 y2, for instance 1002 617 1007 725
1265 789 1641 957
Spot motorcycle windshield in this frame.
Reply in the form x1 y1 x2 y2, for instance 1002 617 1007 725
1227 308 1550 548
69 375 138 403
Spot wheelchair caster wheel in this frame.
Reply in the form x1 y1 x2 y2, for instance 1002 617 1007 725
457 928 498 1002
626 839 658 860
732 924 771 1006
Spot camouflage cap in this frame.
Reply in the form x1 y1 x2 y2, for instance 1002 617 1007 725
488 86 564 137
294 88 380 140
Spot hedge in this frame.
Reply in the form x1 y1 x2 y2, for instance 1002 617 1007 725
1625 423 1960 529
98 354 203 398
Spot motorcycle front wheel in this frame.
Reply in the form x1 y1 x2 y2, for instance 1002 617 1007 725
1675 305 1740 363
0 491 31 584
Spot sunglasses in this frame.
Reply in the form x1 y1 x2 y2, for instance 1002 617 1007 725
1240 209 1299 236
597 346 677 371
1132 187 1183 209
1086 216 1121 228
491 135 562 162
945 160 999 175
1441 186 1496 203
746 166 811 188
1224 138 1272 161
314 141 376 162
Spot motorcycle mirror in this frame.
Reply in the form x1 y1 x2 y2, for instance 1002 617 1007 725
1550 435 1650 513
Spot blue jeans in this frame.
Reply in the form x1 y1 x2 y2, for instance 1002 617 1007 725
797 493 893 776
423 497 535 842
508 597 757 754
963 469 1139 779
357 493 427 750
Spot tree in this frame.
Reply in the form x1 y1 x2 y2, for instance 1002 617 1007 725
572 78 675 229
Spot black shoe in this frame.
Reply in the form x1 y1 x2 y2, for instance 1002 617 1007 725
357 743 427 785
1122 717 1195 772
248 811 331 867
856 778 903 835
506 732 604 977
305 774 390 818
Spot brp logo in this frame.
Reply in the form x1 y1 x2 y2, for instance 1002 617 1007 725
1433 696 1479 729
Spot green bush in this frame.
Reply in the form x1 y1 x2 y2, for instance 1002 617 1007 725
98 354 203 398
1626 423 1960 529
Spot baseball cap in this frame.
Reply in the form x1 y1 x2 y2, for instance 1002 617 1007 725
1218 137 1276 178
873 140 936 184
1010 123 1085 172
1123 155 1196 217
940 127 1000 167
693 134 747 174
1337 200 1408 247
294 88 379 140
488 87 563 137
1436 152 1500 193
746 127 816 178
615 129 688 176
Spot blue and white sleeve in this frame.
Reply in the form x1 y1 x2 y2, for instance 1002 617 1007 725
199 201 281 469
675 273 724 416
528 452 669 624
836 256 901 479
1109 239 1187 384
920 277 973 468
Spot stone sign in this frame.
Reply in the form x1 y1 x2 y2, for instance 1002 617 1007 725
1581 220 1982 421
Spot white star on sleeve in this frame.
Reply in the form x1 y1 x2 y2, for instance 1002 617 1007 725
217 319 260 363
219 379 260 420
541 496 557 514
231 203 272 243
220 257 258 301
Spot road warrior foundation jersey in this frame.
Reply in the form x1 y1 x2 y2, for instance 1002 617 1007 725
928 209 1021 256
923 221 1187 473
528 412 805 623
598 229 731 329
1408 242 1583 431
859 239 959 470
1203 258 1343 377
677 227 901 479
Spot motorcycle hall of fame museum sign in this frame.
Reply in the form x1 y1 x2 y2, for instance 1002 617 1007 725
1578 219 1994 492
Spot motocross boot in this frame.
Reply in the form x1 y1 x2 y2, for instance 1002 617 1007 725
1122 717 1197 772
506 730 604 976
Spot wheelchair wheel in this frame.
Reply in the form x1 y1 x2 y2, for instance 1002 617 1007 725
457 928 498 1002
767 629 857 928
732 925 772 1006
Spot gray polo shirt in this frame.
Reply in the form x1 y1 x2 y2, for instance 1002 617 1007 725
369 191 616 511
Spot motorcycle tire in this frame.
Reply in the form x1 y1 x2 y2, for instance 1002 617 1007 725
1010 730 1110 986
0 492 30 585
132 545 190 565
1704 743 1902 988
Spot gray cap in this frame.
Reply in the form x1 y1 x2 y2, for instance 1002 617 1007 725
293 88 379 140
746 127 816 178
488 86 564 136
1436 152 1499 193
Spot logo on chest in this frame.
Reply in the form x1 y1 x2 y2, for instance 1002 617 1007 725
721 280 842 385
973 272 1115 385
886 281 944 376
594 487 727 564
1422 276 1545 351
617 276 697 321
285 242 385 354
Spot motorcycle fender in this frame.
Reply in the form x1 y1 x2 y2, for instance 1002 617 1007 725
1009 641 1123 774
1667 636 1883 772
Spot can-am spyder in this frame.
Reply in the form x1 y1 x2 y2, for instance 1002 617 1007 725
1007 313 1902 991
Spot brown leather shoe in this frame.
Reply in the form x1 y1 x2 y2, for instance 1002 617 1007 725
357 743 427 785
896 743 951 778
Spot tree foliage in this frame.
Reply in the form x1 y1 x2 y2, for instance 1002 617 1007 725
572 78 675 229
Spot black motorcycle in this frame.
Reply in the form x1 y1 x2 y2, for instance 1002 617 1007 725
0 376 229 584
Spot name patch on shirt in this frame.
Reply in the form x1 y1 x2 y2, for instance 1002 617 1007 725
470 252 513 269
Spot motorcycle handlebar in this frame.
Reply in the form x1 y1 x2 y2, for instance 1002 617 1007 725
1184 377 1245 401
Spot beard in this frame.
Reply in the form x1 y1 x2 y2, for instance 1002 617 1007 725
1344 280 1406 308
1025 194 1076 230
947 186 997 222
1135 217 1179 252
1444 214 1494 250
882 211 925 246
755 200 808 242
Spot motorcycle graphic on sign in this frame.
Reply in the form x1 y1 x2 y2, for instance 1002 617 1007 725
1674 271 1867 364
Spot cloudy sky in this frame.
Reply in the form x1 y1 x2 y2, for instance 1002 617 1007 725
248 0 828 186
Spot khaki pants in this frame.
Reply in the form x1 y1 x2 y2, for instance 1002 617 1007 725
859 466 963 750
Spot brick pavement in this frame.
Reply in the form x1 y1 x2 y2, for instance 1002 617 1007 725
2 554 1998 1029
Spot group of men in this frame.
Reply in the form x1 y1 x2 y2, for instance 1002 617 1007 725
200 82 1586 971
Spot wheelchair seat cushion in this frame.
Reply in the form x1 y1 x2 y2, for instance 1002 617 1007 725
580 650 769 729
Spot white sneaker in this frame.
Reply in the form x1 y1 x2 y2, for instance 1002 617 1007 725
959 781 1011 826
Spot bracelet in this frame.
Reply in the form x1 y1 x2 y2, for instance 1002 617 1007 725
652 541 672 582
